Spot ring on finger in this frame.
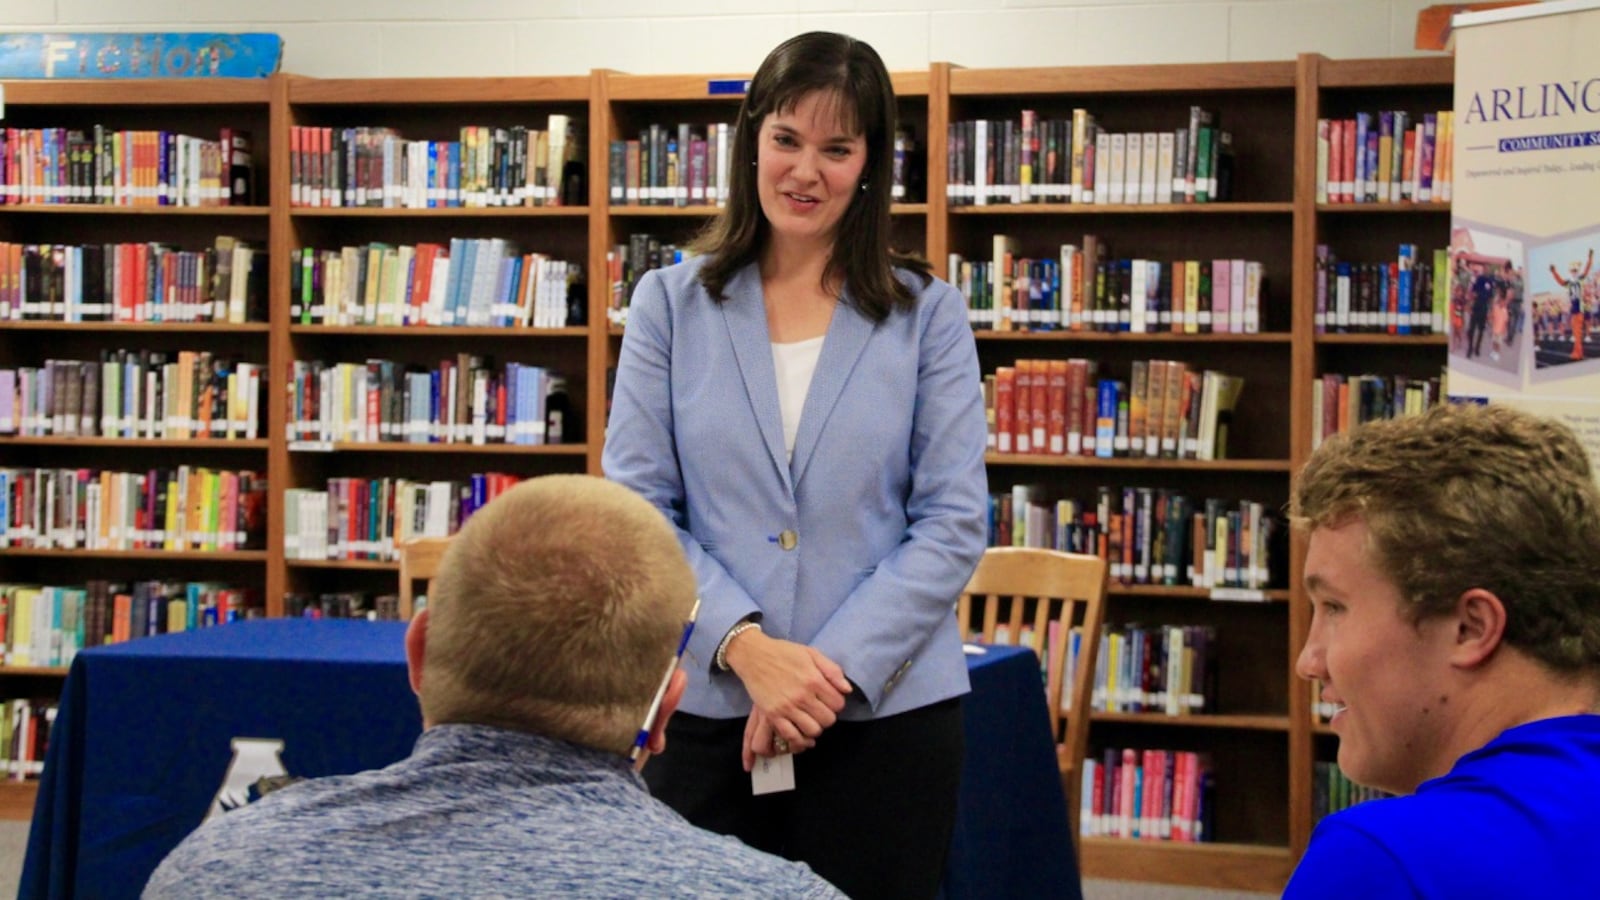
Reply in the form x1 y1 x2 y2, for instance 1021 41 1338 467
773 736 791 754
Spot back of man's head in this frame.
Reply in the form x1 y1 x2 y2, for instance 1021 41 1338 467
419 475 696 752
1293 403 1600 680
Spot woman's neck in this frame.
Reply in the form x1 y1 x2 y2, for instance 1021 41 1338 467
760 236 835 292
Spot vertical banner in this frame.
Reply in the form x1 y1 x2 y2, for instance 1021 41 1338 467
1451 0 1600 464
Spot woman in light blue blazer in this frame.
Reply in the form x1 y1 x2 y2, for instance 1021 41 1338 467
603 32 988 900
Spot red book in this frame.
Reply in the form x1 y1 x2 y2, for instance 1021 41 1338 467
1046 359 1068 455
1013 359 1033 454
1029 359 1049 454
993 366 1015 454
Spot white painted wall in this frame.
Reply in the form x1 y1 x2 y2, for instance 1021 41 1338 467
0 0 1453 78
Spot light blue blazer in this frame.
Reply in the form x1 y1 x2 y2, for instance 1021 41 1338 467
603 256 989 721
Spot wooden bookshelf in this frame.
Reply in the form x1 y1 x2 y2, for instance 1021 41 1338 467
0 77 278 804
1289 53 1453 862
277 73 596 615
0 58 1453 884
1080 838 1294 893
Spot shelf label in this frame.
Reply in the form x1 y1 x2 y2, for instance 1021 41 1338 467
288 441 334 453
707 79 750 96
1209 587 1267 603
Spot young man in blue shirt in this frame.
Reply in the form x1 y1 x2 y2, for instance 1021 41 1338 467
1285 403 1600 898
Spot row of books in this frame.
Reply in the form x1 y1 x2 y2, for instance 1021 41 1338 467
0 237 267 323
283 472 520 562
1315 110 1454 204
1313 761 1390 823
286 357 569 447
1 580 260 667
0 354 264 440
1314 245 1446 334
953 236 1267 333
288 120 584 208
1312 371 1447 449
290 239 581 329
0 467 267 552
986 358 1245 462
605 233 692 326
0 699 53 780
606 123 924 207
965 608 1219 719
1080 747 1214 842
946 106 1231 206
0 126 254 206
991 485 1282 590
281 591 402 621
1086 624 1218 715
608 122 733 207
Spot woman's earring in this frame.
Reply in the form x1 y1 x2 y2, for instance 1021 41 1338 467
860 181 868 192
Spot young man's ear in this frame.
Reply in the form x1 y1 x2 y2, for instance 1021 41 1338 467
1450 587 1507 669
405 608 430 697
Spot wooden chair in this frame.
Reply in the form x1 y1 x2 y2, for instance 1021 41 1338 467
958 546 1108 841
397 537 453 619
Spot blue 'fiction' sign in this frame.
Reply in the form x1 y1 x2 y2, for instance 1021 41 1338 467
0 33 283 79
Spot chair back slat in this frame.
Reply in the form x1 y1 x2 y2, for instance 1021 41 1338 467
398 537 453 619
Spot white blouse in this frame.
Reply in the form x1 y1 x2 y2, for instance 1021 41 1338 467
770 335 825 463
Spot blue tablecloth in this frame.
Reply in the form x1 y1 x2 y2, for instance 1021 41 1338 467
20 620 1077 899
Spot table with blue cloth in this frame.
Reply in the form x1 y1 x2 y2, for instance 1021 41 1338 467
19 620 1078 899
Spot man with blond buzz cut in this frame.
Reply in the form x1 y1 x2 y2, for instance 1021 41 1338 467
1283 403 1600 899
145 475 845 899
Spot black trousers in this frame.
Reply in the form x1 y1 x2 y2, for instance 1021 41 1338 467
645 698 964 900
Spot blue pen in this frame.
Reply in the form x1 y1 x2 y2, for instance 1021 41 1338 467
630 597 701 763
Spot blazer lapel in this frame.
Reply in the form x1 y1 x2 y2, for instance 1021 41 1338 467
790 288 874 489
719 264 792 491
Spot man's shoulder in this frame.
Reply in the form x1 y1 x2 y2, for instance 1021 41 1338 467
643 815 844 896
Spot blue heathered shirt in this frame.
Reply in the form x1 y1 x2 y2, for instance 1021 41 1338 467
1284 715 1600 899
143 723 845 899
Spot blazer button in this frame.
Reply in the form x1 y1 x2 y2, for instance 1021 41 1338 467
778 530 798 550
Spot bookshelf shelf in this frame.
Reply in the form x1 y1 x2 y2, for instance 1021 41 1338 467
1316 202 1450 214
973 331 1292 344
0 204 271 217
0 549 268 562
287 75 590 105
0 782 40 823
0 665 70 677
1107 585 1291 602
950 62 1297 95
0 437 268 450
1091 711 1291 732
607 203 929 217
985 454 1293 472
287 325 587 338
0 79 271 105
1317 57 1451 88
1315 333 1449 346
0 322 270 334
285 559 399 572
1313 723 1335 736
1079 838 1293 893
288 441 586 456
951 202 1293 216
289 206 589 218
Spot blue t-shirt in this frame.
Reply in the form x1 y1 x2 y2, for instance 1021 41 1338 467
1285 715 1600 899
